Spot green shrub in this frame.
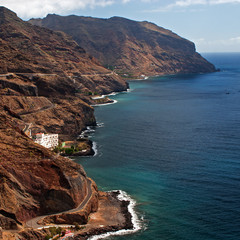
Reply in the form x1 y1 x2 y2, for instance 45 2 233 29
56 227 62 235
64 148 74 155
44 235 51 240
49 226 57 236
73 222 80 231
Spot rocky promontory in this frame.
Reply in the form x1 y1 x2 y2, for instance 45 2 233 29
30 14 216 79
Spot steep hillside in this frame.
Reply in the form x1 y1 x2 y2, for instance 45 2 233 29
0 7 128 139
0 7 132 239
0 104 98 231
0 7 128 93
30 14 216 78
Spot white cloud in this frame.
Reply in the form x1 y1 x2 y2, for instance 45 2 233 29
191 36 240 52
2 0 240 19
146 0 207 12
148 0 240 12
210 0 240 4
193 37 240 45
230 36 240 42
175 0 207 7
1 0 114 19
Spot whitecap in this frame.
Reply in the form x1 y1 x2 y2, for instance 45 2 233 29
86 126 96 133
107 92 118 96
92 141 98 157
91 95 105 100
91 100 118 107
97 122 104 128
79 126 96 138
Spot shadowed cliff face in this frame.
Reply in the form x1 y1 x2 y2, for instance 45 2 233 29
0 107 98 227
29 15 216 78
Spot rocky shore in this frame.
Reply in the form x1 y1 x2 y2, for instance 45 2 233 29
5 191 134 240
73 191 134 240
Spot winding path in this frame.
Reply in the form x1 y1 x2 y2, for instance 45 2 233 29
79 71 116 77
25 179 92 229
19 103 55 116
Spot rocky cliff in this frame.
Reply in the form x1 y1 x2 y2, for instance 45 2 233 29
0 105 98 228
29 15 216 78
0 7 126 237
0 7 128 93
0 7 128 140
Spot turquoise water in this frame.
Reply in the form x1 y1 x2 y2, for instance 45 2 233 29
76 53 240 240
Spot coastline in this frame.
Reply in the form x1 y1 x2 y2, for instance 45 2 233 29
20 191 141 240
75 89 142 239
88 190 142 240
73 190 141 240
91 99 118 107
76 89 129 157
90 89 131 107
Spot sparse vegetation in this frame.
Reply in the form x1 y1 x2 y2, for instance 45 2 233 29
73 222 85 231
46 227 62 239
44 234 51 240
45 226 62 239
53 141 90 156
74 222 81 231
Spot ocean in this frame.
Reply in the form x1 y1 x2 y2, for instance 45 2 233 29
75 53 240 240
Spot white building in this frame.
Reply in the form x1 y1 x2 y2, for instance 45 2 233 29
34 133 58 149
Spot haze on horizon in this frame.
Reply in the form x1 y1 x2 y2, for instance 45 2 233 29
1 0 240 53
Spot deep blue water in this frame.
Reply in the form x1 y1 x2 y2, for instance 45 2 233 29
76 53 240 240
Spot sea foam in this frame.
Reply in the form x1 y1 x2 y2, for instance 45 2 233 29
91 99 118 107
88 190 143 240
92 141 98 157
91 89 131 107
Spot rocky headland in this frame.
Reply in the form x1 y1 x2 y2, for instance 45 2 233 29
29 14 216 79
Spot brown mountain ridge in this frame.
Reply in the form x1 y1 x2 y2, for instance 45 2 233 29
29 14 216 78
0 6 128 140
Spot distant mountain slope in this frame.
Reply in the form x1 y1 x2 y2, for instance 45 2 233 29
0 7 128 94
30 15 216 78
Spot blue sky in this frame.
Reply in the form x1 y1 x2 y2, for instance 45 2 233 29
1 0 240 52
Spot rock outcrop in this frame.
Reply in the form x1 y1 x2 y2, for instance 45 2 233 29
29 15 216 78
0 94 96 140
39 181 98 226
0 107 96 225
